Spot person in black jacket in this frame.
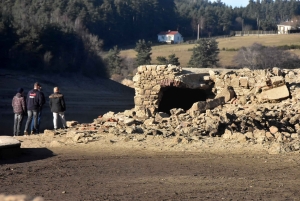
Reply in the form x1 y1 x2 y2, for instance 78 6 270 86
49 87 67 130
30 84 45 134
24 82 45 136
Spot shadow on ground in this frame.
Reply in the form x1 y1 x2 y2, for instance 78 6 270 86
0 148 55 164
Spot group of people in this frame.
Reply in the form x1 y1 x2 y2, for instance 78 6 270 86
12 82 68 136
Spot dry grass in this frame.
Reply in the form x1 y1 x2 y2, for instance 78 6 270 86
119 34 300 67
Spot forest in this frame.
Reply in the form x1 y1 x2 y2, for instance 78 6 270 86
1 0 300 77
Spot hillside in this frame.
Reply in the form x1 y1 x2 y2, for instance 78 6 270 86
120 34 300 67
0 69 135 136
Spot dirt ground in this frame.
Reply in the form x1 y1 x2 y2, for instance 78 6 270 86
1 134 300 201
2 69 300 201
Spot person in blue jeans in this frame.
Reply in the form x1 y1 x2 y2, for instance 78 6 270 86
30 85 45 134
24 82 45 136
12 88 26 136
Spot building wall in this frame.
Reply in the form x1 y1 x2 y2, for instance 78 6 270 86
158 33 183 43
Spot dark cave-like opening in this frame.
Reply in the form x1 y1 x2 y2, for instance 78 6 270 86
158 87 208 115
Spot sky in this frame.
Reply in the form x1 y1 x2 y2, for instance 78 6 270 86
215 0 249 8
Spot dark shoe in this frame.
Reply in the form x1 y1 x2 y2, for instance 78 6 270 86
63 126 68 129
30 131 35 135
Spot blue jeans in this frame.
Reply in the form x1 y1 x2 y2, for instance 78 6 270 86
31 109 42 133
24 110 39 133
13 113 24 136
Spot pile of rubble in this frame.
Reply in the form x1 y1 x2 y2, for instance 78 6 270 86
44 66 300 153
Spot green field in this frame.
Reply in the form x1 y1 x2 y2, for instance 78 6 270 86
119 34 300 67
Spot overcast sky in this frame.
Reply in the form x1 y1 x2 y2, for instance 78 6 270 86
215 0 249 8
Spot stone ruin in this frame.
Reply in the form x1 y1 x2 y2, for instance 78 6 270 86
45 65 300 153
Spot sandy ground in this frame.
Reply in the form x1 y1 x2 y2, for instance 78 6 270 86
2 70 300 201
1 133 300 201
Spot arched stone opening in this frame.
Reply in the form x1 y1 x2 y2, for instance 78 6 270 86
158 87 209 115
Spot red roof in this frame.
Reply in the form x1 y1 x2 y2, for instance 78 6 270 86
158 31 179 35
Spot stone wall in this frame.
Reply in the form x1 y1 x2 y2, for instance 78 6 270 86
133 65 183 117
133 65 300 117
45 66 300 154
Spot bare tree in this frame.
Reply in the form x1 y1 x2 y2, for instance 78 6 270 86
233 43 300 69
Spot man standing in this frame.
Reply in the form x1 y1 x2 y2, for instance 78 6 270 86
49 87 67 130
24 82 45 136
12 88 26 136
30 84 45 134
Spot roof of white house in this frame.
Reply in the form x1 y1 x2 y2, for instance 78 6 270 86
158 31 180 35
277 21 295 26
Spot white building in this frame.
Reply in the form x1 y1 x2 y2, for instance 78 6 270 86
157 31 184 44
277 21 297 34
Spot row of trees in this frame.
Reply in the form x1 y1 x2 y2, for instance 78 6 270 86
1 0 300 76
176 0 300 37
105 38 299 74
105 38 219 76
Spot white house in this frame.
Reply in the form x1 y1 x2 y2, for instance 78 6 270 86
277 21 297 34
158 30 184 44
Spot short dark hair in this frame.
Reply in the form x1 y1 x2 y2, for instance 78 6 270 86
17 88 24 93
34 82 40 88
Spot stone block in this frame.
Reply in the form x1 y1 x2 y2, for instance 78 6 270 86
231 77 240 87
66 130 77 138
144 118 155 126
269 126 279 134
134 96 144 106
137 66 146 72
152 85 161 92
203 76 210 81
222 129 232 139
103 122 118 127
215 87 235 102
272 67 282 76
259 85 289 100
66 121 78 127
239 77 248 87
44 129 55 137
215 78 225 88
188 101 207 114
123 109 136 117
133 74 141 82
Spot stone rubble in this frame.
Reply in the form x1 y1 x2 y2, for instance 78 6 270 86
46 65 300 154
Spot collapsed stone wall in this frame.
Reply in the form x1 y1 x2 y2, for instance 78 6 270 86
46 66 300 154
132 65 300 117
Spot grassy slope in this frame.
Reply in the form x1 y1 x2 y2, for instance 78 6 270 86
120 34 300 67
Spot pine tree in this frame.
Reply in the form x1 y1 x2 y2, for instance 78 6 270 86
167 54 180 66
156 56 168 64
188 38 219 68
156 54 180 66
105 45 122 75
135 39 152 66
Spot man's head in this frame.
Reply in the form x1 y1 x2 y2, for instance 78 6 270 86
54 87 59 93
17 88 24 94
34 82 41 89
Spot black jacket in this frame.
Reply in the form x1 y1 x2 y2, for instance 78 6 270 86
49 92 66 113
26 89 45 110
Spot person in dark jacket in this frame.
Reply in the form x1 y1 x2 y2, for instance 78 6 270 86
30 84 45 134
24 82 45 136
49 87 67 130
12 88 26 136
